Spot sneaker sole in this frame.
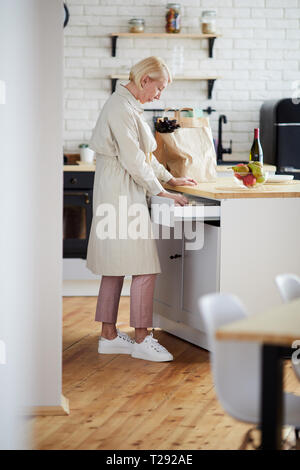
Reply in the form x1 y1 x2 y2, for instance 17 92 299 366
131 351 173 362
98 345 134 355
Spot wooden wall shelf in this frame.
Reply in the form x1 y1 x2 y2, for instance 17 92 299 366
110 32 221 58
110 74 220 99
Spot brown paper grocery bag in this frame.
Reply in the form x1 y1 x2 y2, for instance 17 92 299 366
154 108 217 182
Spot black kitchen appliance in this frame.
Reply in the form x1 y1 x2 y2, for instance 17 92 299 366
63 171 94 258
260 98 300 179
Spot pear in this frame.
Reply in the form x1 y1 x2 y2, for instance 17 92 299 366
232 163 249 176
256 175 266 184
248 162 264 179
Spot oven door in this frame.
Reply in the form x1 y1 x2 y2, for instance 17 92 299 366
63 189 93 259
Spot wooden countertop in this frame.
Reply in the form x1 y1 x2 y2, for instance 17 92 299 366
215 298 300 347
63 163 299 199
63 163 276 173
64 163 96 171
163 178 300 199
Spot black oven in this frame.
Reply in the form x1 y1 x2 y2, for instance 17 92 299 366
63 171 94 259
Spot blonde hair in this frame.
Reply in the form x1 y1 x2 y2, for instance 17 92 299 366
129 56 172 90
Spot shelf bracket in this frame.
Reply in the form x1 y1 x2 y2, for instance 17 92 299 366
208 37 216 58
111 78 117 94
207 79 216 100
111 35 118 57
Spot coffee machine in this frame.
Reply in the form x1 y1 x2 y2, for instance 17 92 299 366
259 98 300 179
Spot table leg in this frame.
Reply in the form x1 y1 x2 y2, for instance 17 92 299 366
260 344 284 450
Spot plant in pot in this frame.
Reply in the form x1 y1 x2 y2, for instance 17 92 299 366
78 143 95 164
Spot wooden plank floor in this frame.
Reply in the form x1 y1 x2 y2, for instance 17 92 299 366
30 296 300 450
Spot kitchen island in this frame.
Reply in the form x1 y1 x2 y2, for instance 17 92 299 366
151 177 300 350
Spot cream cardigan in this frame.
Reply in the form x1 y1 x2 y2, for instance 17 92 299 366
86 82 174 276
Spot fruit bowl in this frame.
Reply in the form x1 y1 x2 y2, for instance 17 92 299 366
232 162 268 189
233 172 269 189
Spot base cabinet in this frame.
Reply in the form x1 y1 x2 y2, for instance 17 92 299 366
153 221 220 349
181 222 220 332
153 226 183 323
154 196 300 350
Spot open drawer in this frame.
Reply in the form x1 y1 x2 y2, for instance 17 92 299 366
150 193 220 227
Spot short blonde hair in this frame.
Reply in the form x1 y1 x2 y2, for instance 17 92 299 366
129 56 172 90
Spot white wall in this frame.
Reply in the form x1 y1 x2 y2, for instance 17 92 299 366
63 0 300 161
0 0 63 449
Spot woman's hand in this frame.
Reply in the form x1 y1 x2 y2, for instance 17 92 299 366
167 177 198 187
156 191 189 206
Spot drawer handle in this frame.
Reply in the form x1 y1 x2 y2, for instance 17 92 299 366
170 254 182 259
70 177 78 184
65 191 90 204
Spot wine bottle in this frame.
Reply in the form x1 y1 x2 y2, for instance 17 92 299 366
249 128 263 164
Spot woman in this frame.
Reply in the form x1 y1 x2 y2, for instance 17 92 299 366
86 56 197 362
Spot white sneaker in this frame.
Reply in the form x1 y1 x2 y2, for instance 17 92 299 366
98 329 134 355
131 332 173 362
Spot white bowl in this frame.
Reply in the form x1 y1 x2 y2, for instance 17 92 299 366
265 174 294 184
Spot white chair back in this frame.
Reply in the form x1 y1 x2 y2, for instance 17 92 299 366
275 273 300 303
275 273 300 381
199 293 261 423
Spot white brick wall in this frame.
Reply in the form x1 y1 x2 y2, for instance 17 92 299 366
64 0 300 161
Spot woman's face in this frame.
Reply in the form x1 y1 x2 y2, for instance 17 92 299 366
139 76 168 104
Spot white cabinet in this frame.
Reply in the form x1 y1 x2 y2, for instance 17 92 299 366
153 193 300 349
152 194 221 348
153 226 183 323
181 222 220 332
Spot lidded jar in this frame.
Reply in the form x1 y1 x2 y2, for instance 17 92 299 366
128 18 145 33
166 3 181 34
201 10 216 34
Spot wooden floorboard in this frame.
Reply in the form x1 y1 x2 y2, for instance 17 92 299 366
30 295 300 450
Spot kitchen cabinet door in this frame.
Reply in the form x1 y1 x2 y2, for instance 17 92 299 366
180 221 220 332
153 223 183 323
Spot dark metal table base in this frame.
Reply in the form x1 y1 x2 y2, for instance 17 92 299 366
260 344 285 450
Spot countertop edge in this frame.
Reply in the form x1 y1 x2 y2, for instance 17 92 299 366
162 182 300 199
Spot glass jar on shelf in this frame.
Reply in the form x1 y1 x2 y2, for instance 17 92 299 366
128 18 145 33
166 3 181 34
201 10 216 34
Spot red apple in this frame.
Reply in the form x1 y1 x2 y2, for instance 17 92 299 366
243 174 256 187
234 172 243 180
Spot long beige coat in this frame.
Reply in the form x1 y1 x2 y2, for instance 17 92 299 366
86 82 173 276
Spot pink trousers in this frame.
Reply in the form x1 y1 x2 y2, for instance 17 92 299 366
95 274 157 328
